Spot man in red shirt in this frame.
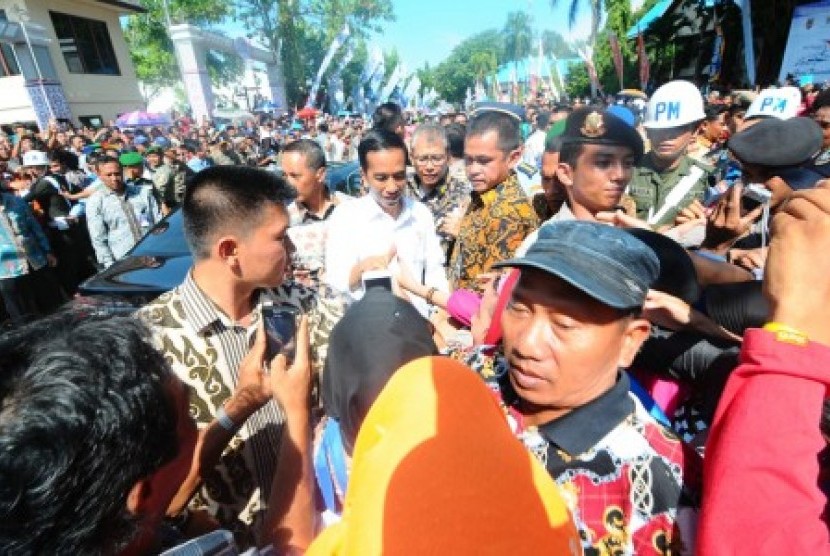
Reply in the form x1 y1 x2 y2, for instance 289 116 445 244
699 180 830 553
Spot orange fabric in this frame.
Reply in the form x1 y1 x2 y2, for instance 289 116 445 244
307 356 580 555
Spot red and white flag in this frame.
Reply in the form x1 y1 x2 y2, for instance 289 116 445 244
609 32 624 90
637 32 650 91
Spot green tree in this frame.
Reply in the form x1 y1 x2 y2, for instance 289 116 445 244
123 0 240 104
235 0 393 106
503 11 534 64
431 29 505 103
541 29 575 58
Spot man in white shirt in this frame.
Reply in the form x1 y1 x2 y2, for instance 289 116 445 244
325 129 448 317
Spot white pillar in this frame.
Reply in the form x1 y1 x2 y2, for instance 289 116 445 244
169 24 213 122
265 60 287 111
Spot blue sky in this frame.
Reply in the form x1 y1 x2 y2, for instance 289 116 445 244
374 0 643 69
219 0 644 70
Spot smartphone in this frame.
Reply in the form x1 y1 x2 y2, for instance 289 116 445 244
362 269 392 291
261 302 298 361
742 183 772 211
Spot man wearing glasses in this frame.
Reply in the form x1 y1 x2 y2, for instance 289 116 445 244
407 123 471 265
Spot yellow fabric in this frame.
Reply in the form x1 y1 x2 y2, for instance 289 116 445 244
307 356 581 555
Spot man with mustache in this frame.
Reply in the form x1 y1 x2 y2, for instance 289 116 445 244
629 80 713 228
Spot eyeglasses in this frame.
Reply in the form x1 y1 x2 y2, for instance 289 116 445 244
413 154 447 166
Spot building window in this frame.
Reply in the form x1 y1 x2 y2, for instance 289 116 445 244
49 11 120 75
0 43 19 77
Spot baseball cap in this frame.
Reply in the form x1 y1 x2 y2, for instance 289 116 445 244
494 220 659 310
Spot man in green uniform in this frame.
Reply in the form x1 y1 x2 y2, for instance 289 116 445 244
628 80 712 229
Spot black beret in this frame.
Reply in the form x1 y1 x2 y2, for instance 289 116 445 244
728 117 822 167
561 107 645 161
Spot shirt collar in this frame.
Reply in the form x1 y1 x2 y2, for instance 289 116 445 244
360 192 413 221
537 372 634 455
410 172 448 200
179 270 262 335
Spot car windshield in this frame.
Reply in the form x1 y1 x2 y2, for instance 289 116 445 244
130 210 189 256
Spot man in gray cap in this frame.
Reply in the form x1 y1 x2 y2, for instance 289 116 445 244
490 220 698 554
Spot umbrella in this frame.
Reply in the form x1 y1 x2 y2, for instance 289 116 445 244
115 111 171 127
296 106 318 119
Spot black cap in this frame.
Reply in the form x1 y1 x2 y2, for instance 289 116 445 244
728 117 823 167
494 220 659 310
561 107 645 162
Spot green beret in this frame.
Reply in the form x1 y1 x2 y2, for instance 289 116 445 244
118 151 144 166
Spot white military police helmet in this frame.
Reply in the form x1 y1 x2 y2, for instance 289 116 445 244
745 86 802 120
643 80 705 129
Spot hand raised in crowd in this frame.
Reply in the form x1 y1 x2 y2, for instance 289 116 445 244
595 209 651 230
701 184 765 255
643 289 742 342
765 180 830 346
233 319 279 414
269 315 311 413
728 246 768 272
440 210 464 238
674 199 707 226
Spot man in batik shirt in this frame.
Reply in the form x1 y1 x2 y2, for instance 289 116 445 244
138 166 344 548
407 123 471 265
449 106 538 290
482 220 700 555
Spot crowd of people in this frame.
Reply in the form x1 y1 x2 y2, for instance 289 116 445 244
1 77 830 555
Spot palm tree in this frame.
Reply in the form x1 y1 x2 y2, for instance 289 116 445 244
503 11 534 101
550 0 605 96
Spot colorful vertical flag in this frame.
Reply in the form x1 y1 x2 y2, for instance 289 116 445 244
709 24 725 83
609 32 624 90
637 32 650 92
307 23 350 107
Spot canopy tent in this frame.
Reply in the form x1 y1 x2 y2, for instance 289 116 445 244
627 0 717 39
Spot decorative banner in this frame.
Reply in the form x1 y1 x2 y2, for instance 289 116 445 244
709 24 725 83
327 41 355 114
637 32 650 91
402 74 421 106
609 32 624 90
367 56 386 104
379 63 405 103
733 0 756 86
577 44 601 95
510 65 519 103
778 0 830 83
307 23 350 108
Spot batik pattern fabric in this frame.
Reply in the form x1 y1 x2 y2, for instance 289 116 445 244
445 344 700 555
406 171 471 263
449 173 539 290
138 276 345 547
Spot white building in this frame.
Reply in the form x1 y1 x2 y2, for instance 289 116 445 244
0 0 145 130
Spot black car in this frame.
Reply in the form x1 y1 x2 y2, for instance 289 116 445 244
77 161 362 302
